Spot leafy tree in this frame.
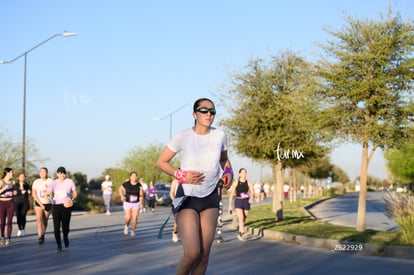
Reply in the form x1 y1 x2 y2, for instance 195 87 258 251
384 139 414 182
0 127 45 176
219 51 329 221
72 172 88 193
119 143 179 184
304 156 332 180
317 8 414 231
332 165 350 183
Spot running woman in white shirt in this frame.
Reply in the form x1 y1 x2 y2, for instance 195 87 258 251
157 98 233 275
32 167 53 244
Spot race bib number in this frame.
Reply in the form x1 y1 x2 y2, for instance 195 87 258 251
55 190 67 199
240 192 249 199
129 195 138 202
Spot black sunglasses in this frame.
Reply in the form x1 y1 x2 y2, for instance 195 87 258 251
196 108 216 115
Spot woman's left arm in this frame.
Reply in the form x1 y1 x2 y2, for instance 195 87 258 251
71 188 78 202
248 181 254 204
139 187 144 209
220 150 233 184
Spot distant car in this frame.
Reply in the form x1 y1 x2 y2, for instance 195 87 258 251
155 182 172 206
396 187 404 193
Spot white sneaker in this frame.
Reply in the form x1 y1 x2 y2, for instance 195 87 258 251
172 232 178 243
237 232 246 241
106 211 111 216
130 231 136 237
17 230 22 237
21 229 26 236
123 226 129 235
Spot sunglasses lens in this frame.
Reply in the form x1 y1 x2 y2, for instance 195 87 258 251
197 108 216 115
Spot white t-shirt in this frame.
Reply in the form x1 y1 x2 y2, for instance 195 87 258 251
101 181 113 195
254 182 261 194
32 178 53 204
168 127 227 198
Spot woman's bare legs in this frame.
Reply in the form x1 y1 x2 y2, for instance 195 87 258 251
130 208 139 231
176 208 218 275
35 206 49 240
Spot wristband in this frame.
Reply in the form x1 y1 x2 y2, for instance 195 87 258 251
223 167 234 178
174 170 188 184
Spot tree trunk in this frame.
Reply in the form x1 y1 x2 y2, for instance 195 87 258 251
272 161 284 221
292 168 297 202
289 168 293 202
356 142 369 232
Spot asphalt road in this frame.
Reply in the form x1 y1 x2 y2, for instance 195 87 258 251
1 195 413 275
307 191 398 231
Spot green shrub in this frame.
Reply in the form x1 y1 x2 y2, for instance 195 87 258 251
385 192 414 245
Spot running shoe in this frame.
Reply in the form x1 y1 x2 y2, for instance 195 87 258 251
124 226 129 235
237 232 245 241
172 232 178 243
130 231 136 237
64 238 70 248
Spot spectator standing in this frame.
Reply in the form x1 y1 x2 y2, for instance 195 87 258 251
300 184 305 195
264 182 270 199
0 167 15 246
283 183 290 199
253 181 261 203
32 167 53 244
101 175 113 215
14 173 31 237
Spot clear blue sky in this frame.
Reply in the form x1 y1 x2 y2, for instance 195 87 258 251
1 1 411 181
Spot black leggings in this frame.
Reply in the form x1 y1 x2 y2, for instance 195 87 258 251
14 199 30 230
52 204 72 247
147 198 156 209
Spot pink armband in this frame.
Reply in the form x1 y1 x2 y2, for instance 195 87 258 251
174 170 188 184
223 167 234 178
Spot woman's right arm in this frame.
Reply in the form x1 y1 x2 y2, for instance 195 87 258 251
118 185 126 202
32 187 40 205
156 146 177 177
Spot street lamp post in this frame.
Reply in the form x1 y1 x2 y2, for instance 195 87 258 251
0 32 77 173
155 103 189 140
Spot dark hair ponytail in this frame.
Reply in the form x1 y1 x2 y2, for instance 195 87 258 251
2 167 12 178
